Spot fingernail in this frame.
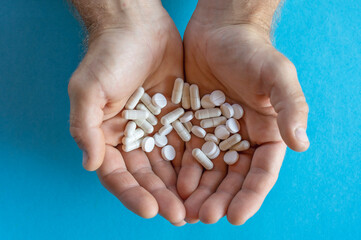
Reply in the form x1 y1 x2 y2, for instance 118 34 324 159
295 128 309 143
82 151 88 167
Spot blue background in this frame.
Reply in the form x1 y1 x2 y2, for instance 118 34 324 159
0 0 360 239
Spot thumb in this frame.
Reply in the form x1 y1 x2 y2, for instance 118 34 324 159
265 57 310 152
68 73 106 171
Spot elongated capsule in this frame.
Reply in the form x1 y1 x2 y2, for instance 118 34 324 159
231 140 250 152
172 120 191 142
125 87 144 110
195 108 221 120
140 93 161 115
135 119 154 134
161 108 185 125
171 78 184 104
122 110 149 120
201 94 215 109
192 148 213 170
159 125 173 136
136 103 158 126
122 138 142 152
200 116 227 128
182 83 191 109
190 84 201 110
124 121 136 137
122 129 145 145
219 134 242 151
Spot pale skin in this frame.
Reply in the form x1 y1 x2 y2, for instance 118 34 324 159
68 0 309 226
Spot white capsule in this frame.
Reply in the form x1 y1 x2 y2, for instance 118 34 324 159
208 147 221 159
140 93 161 115
136 103 158 126
179 111 194 123
200 116 227 129
142 137 155 153
122 110 149 120
226 118 241 134
191 125 206 138
224 150 239 165
161 107 185 125
161 145 176 161
190 84 201 110
182 83 191 109
214 125 230 140
134 119 154 134
171 78 184 104
154 133 168 147
151 93 167 109
122 138 142 152
231 140 250 152
125 87 144 110
201 141 218 157
232 104 244 119
172 120 191 142
195 108 221 120
219 133 242 151
183 121 192 132
201 94 216 109
159 125 173 136
210 90 226 106
122 128 145 145
192 148 213 170
124 121 136 137
205 133 220 145
220 103 234 118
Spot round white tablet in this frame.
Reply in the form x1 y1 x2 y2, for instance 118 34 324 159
214 125 230 140
224 150 239 165
161 145 176 161
142 137 155 153
154 133 168 147
179 111 194 123
201 141 217 157
226 118 240 134
220 103 234 118
208 147 220 159
151 93 167 109
210 90 226 106
191 125 206 138
201 94 215 109
159 124 173 136
205 133 220 145
232 104 244 119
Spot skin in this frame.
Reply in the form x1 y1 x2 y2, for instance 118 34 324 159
68 0 310 226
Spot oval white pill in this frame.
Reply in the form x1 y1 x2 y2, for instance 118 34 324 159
205 133 220 144
210 90 226 106
192 148 213 170
201 141 217 157
159 125 173 136
124 121 137 137
226 118 240 134
220 103 234 118
171 78 184 104
183 121 192 132
208 147 220 159
179 111 194 123
162 145 176 161
232 104 244 119
142 137 155 153
224 151 239 165
231 140 250 152
191 125 206 138
214 125 230 140
201 94 215 109
152 93 167 109
190 84 201 110
154 133 168 147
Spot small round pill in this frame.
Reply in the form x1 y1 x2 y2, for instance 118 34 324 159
232 104 244 119
226 118 241 134
208 147 220 159
154 133 168 147
191 125 206 138
201 141 217 157
205 133 220 144
224 151 239 165
214 125 230 140
142 137 155 153
220 103 234 118
159 125 173 136
151 93 167 109
201 94 215 109
179 111 194 123
161 145 176 161
210 90 226 106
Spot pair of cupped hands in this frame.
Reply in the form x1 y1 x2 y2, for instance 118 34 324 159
68 2 309 226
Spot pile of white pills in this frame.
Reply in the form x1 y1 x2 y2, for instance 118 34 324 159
121 78 250 170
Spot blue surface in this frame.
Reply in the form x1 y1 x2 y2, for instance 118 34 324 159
0 0 360 239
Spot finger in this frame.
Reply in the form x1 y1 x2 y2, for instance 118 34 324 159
183 154 227 223
198 153 252 224
68 71 106 171
122 148 186 225
263 54 310 152
227 142 286 225
101 114 128 146
97 145 158 218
